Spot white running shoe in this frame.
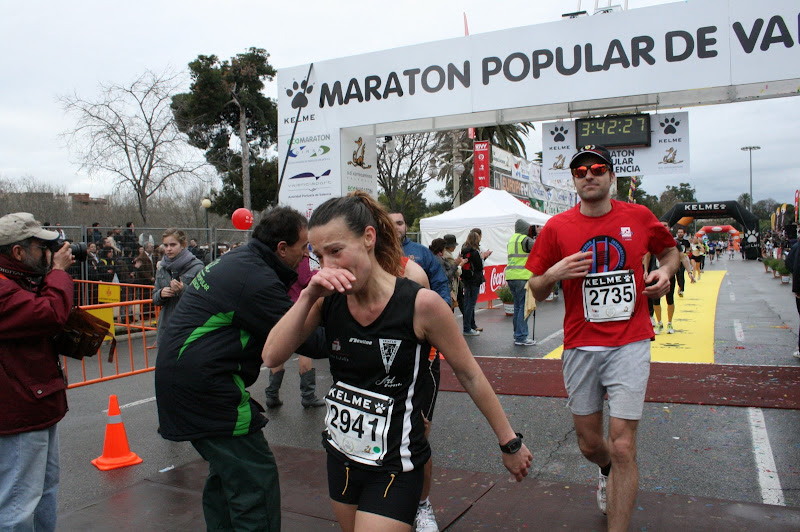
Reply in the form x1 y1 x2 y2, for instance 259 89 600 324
667 323 675 334
650 316 657 327
793 350 800 360
545 293 554 302
463 329 480 336
654 322 663 335
514 338 537 346
597 469 608 515
414 499 439 532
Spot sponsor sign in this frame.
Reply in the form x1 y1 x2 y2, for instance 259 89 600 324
473 141 490 194
340 130 378 199
279 130 341 218
491 145 512 172
478 264 506 303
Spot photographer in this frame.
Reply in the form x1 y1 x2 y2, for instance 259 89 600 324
0 212 75 530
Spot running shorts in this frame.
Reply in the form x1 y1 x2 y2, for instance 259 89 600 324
327 454 424 525
561 340 651 420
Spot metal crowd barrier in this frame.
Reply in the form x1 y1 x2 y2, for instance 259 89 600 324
64 281 158 388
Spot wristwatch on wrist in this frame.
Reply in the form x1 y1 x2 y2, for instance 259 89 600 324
499 432 523 454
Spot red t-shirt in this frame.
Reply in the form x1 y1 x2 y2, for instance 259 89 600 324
525 200 676 349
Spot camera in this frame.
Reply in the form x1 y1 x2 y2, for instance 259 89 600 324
47 239 88 262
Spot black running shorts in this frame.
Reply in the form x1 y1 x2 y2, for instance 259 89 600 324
327 454 424 525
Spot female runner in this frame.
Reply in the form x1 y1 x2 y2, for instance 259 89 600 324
263 192 531 532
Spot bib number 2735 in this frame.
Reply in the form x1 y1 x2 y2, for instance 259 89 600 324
582 270 636 322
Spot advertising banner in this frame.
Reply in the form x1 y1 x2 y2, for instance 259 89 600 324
340 131 378 198
279 130 340 218
478 264 506 303
795 190 799 223
541 120 574 185
473 141 490 195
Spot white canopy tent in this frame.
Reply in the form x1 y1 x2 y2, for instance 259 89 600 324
419 189 553 266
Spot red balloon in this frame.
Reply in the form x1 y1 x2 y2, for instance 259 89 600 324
232 208 253 230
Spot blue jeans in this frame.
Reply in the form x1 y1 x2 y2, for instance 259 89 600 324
0 425 60 532
462 284 480 332
507 280 529 342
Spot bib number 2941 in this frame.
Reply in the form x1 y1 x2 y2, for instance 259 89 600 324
324 381 393 466
582 269 636 322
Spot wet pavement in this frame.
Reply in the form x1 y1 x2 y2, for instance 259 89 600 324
56 257 800 529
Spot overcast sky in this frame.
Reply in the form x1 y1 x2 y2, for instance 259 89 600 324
1 0 796 207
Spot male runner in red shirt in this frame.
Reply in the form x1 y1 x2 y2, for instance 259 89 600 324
526 145 678 532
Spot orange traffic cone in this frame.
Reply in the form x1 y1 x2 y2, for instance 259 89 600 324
91 394 143 471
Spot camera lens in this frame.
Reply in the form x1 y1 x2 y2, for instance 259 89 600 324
69 242 88 262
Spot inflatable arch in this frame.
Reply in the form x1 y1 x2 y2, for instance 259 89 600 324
695 225 740 239
661 201 759 259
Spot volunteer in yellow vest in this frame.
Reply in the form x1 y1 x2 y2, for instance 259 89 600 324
506 219 536 346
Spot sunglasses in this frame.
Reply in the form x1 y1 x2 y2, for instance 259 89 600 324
571 163 609 179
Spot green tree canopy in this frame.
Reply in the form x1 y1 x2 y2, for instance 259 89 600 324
171 47 277 213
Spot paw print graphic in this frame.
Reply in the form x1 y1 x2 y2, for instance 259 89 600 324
286 80 313 110
660 117 680 134
374 402 386 414
744 229 758 243
550 126 568 142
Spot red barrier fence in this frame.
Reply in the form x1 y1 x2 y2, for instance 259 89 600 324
65 281 158 388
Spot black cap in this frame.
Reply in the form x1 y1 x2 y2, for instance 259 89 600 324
443 234 458 247
569 144 613 169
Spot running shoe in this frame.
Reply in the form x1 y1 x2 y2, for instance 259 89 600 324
463 329 480 336
667 323 675 334
793 350 800 360
597 469 608 515
678 290 684 298
654 322 663 335
414 499 439 532
545 293 554 302
650 316 657 327
514 339 537 346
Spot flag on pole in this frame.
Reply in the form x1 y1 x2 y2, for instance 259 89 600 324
463 12 469 35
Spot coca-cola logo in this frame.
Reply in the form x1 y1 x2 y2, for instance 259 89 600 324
489 268 506 291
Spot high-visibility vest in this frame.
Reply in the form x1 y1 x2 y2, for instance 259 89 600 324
505 233 532 281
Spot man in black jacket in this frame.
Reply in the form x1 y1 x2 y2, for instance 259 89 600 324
155 206 322 531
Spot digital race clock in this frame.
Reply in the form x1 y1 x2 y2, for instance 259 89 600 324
575 114 651 148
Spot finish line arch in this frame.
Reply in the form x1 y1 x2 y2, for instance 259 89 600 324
276 0 799 219
661 201 760 259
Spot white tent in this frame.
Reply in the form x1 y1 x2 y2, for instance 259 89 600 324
419 189 553 266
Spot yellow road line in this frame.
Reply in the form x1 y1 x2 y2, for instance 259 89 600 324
544 271 726 363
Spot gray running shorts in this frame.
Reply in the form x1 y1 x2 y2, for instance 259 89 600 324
562 340 650 420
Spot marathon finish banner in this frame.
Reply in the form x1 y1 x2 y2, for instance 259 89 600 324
662 201 760 259
473 141 490 195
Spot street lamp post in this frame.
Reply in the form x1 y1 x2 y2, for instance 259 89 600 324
740 146 760 211
201 198 211 249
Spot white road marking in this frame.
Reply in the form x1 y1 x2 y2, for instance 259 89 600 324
539 329 564 345
734 319 745 341
729 293 736 302
103 396 155 413
748 407 786 506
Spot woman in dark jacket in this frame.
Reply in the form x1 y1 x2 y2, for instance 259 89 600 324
460 230 485 335
98 247 117 283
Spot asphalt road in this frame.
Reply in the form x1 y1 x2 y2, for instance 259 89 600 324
57 257 800 518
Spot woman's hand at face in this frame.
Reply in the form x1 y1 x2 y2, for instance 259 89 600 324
304 267 357 299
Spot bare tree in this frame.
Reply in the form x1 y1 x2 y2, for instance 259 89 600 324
60 70 207 224
377 133 438 219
